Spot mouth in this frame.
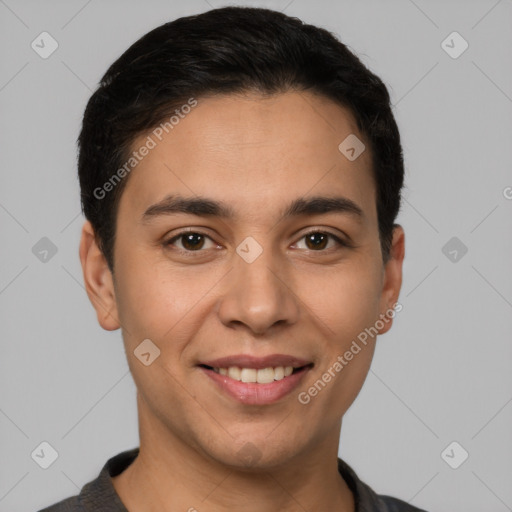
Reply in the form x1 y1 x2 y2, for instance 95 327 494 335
199 364 310 383
198 355 313 405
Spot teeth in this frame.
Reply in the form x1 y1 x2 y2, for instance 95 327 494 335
215 365 296 382
256 367 275 384
228 366 241 380
241 368 257 383
274 366 285 380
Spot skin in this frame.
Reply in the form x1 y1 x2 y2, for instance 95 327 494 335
79 91 405 512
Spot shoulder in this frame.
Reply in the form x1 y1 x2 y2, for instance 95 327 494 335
37 448 139 512
337 458 429 512
38 495 83 512
365 489 429 512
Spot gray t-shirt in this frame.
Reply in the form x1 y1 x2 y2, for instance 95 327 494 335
38 448 428 512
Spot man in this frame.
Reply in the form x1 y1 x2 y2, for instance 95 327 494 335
40 6 427 511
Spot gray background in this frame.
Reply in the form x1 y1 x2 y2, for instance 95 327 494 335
1 0 511 510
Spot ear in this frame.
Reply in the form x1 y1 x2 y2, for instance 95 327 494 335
79 220 120 331
377 225 405 335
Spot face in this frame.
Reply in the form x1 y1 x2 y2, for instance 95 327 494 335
80 91 404 469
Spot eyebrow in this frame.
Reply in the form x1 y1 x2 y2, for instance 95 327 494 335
141 194 365 223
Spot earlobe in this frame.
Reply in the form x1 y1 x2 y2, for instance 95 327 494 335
79 221 120 331
377 225 405 335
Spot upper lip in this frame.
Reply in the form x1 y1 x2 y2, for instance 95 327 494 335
200 354 312 370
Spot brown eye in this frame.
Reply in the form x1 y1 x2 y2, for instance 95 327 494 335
295 230 346 251
304 232 329 250
179 233 205 250
165 231 216 252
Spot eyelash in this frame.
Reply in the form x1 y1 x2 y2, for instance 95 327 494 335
163 229 350 256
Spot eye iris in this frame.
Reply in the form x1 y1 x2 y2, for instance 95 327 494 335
182 233 204 250
306 232 328 250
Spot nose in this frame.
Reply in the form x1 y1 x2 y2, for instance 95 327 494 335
216 247 300 335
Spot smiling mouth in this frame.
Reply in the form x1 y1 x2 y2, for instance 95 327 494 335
197 353 314 404
198 364 313 384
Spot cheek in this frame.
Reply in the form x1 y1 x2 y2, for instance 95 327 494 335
297 258 381 406
327 345 376 419
114 265 204 420
301 256 383 338
114 254 209 342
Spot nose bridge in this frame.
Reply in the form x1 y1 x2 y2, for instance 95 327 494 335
217 241 299 333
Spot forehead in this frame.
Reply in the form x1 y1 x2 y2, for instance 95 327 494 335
117 91 376 224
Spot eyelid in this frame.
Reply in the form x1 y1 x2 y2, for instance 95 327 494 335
163 227 351 254
291 228 351 250
164 228 220 252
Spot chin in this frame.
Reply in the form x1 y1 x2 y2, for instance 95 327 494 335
203 434 305 472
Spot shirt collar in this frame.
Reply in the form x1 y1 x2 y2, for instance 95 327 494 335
77 447 389 512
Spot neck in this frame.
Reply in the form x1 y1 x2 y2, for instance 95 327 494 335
111 395 355 512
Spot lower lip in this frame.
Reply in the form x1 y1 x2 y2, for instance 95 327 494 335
200 366 311 405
